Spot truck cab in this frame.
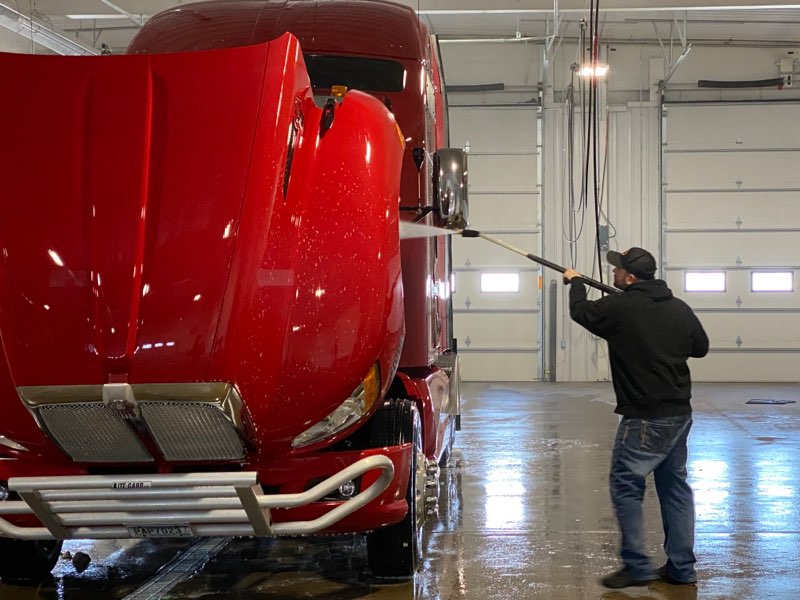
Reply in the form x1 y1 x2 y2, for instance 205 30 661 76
0 0 467 581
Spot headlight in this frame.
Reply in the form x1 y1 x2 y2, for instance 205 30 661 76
292 363 380 448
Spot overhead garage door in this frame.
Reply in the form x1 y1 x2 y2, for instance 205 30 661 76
449 106 541 381
663 102 800 382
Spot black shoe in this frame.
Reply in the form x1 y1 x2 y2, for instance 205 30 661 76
658 565 697 585
600 568 656 589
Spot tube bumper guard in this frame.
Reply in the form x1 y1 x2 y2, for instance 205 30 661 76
0 455 394 541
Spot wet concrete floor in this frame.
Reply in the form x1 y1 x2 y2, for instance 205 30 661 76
2 381 799 599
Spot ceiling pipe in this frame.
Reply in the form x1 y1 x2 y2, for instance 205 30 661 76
0 3 98 55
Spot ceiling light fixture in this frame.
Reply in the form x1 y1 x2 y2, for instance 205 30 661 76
579 64 610 77
66 14 130 20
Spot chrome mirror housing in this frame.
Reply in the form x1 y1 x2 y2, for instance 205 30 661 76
433 148 469 230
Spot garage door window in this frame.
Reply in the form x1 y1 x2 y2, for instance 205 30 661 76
481 273 520 293
751 271 793 293
685 271 726 292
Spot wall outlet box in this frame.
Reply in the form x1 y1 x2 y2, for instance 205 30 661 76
780 58 795 87
599 225 610 251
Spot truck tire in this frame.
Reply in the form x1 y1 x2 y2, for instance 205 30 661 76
366 399 425 578
0 539 62 581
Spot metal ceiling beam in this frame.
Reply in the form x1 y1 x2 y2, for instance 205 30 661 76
437 33 800 46
649 14 693 90
410 0 800 12
660 44 692 90
0 3 98 55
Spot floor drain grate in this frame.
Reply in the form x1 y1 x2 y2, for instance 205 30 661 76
122 537 232 600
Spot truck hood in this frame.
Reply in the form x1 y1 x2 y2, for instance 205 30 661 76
0 42 287 387
0 35 405 457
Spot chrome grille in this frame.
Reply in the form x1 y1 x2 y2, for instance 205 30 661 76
38 403 153 463
140 402 245 461
21 382 248 464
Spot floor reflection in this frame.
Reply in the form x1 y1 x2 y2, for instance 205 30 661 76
601 582 698 600
1 382 799 599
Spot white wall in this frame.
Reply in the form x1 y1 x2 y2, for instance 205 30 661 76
441 41 541 88
441 37 800 382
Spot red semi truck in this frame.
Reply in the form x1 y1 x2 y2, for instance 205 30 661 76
0 0 467 581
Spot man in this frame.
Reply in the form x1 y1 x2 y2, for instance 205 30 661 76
563 247 709 590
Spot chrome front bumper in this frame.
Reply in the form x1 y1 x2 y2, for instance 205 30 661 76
0 455 394 540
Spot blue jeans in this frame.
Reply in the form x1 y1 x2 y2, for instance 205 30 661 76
610 415 696 582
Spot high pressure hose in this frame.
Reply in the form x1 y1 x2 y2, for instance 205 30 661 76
461 229 618 295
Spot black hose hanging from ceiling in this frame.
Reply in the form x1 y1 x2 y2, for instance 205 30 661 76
446 83 505 93
698 78 784 88
582 7 594 219
592 0 606 291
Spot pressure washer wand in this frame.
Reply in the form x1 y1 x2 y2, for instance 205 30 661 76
461 229 619 295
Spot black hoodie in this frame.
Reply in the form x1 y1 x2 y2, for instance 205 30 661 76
569 278 709 417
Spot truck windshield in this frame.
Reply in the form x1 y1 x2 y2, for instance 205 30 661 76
304 54 405 92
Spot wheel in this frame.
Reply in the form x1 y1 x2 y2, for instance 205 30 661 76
0 538 62 581
366 399 425 579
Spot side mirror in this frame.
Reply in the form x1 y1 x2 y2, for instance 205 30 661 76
433 148 469 230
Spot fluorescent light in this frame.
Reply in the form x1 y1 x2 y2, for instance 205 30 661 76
66 14 130 20
579 64 610 77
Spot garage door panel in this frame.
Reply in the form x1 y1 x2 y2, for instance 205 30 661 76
467 154 537 193
468 193 539 231
690 312 800 348
690 353 799 382
449 108 537 153
666 152 800 190
454 312 538 348
664 232 800 265
664 102 800 384
449 103 540 382
665 192 800 229
452 270 539 310
453 233 539 268
666 104 800 150
458 351 538 382
665 271 798 310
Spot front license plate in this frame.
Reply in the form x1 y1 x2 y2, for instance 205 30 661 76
127 525 193 538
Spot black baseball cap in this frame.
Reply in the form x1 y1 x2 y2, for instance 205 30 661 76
607 247 656 280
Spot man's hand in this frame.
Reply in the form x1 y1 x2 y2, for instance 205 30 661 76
563 268 581 284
